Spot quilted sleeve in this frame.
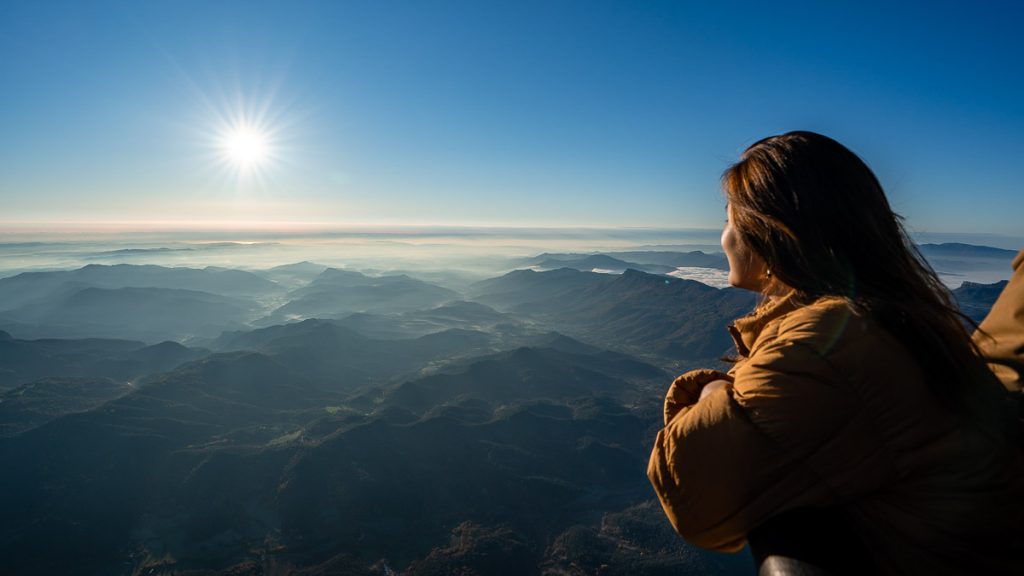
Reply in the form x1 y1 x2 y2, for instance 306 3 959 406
974 250 1024 393
648 337 857 552
663 368 733 425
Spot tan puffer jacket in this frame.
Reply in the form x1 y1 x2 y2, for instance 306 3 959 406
975 250 1024 394
648 292 1024 575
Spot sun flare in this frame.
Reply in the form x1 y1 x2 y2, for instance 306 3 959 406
221 125 270 169
204 98 286 184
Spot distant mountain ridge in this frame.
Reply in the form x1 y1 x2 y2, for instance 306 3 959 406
534 254 677 274
917 243 1018 284
0 285 257 342
267 268 461 322
524 250 729 271
0 264 283 311
918 243 1018 258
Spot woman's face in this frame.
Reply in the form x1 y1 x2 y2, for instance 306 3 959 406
721 203 769 292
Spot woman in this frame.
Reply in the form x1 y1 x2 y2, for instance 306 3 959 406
647 131 1024 575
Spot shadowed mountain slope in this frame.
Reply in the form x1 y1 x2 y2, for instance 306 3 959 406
0 350 346 575
952 279 1010 323
0 334 743 575
0 331 206 391
0 376 134 436
275 395 653 569
379 345 666 413
320 301 518 340
470 268 756 363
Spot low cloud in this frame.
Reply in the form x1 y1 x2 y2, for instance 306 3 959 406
668 266 731 288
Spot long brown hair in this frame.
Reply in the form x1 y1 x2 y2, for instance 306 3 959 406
723 131 1009 429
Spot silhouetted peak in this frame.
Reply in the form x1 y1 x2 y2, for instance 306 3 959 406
956 279 1008 291
508 346 545 362
415 328 487 341
143 340 188 353
918 243 1017 258
268 260 324 271
430 300 498 313
317 267 367 279
528 332 599 355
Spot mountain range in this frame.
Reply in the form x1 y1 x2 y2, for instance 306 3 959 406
264 268 461 323
0 342 733 575
0 264 282 310
0 243 1015 575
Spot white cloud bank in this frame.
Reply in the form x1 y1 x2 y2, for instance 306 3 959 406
667 266 731 288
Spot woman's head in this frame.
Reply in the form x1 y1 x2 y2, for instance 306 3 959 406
721 131 905 299
720 131 1012 430
720 203 770 291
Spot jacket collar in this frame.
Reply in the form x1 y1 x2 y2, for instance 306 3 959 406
728 291 801 357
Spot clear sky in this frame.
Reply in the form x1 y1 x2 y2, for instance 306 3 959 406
1 0 1022 235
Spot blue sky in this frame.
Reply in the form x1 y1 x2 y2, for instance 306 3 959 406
1 0 1022 235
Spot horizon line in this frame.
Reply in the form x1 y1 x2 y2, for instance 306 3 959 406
0 220 1020 248
0 219 723 233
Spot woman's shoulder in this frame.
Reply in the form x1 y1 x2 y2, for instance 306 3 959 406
754 295 874 358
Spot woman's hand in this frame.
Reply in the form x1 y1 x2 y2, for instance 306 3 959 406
664 369 733 424
699 379 732 401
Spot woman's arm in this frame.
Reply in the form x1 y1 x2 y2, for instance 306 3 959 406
648 338 858 551
662 368 733 425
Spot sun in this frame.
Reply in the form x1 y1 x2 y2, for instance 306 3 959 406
202 98 285 183
221 124 270 169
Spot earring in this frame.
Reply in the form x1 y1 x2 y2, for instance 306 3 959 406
765 268 772 278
